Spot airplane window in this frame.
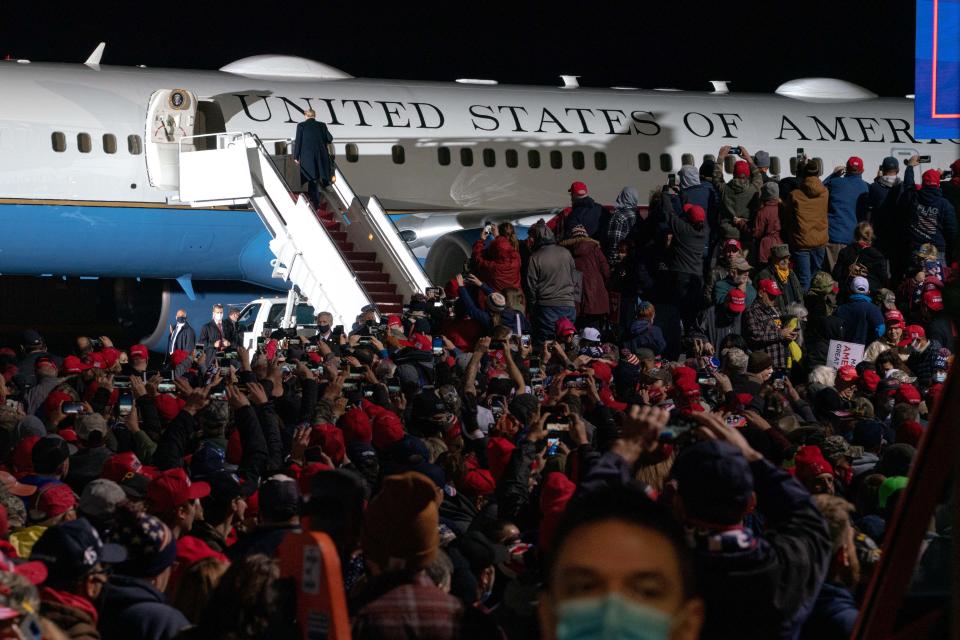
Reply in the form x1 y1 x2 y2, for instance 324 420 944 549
345 143 359 163
681 153 695 166
391 145 405 164
438 146 451 166
127 135 142 155
572 150 585 170
724 155 736 174
789 157 798 176
814 158 824 175
659 153 673 172
77 133 92 154
769 156 781 176
102 134 117 154
51 132 66 153
550 150 563 169
505 149 518 168
638 153 651 171
461 148 474 167
528 150 541 169
594 151 607 171
483 148 496 167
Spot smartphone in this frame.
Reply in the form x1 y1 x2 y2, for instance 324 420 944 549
62 401 85 414
728 146 741 156
564 375 586 389
194 343 205 354
432 336 444 356
659 415 699 444
489 341 505 351
521 334 531 349
918 155 932 164
697 376 717 386
772 370 786 390
528 356 541 373
545 415 570 431
796 147 805 159
706 356 721 373
725 414 747 428
157 382 176 394
425 286 443 298
667 173 677 187
118 394 133 417
113 379 131 390
546 437 560 457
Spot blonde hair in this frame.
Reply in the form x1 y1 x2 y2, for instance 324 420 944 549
854 222 875 244
304 109 316 118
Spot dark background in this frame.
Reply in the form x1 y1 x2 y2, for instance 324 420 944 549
1 1 915 96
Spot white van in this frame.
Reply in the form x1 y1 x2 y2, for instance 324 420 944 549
233 296 318 351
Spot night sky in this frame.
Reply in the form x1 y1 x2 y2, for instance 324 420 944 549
1 1 916 96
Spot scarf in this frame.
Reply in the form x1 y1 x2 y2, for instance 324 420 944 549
685 525 759 554
879 175 900 187
40 586 98 624
774 264 791 282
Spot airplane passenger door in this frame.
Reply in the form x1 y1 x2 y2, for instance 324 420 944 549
144 89 198 190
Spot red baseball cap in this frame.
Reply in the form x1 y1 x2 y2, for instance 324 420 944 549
100 348 121 369
147 468 210 513
726 288 747 313
837 365 859 383
568 181 588 197
846 156 864 173
923 289 944 311
860 369 881 393
30 483 77 522
683 203 706 224
129 345 149 361
896 383 923 405
85 352 105 369
35 356 57 371
102 452 147 483
884 309 904 326
170 349 190 367
555 317 576 338
723 238 742 251
386 314 403 328
906 325 926 342
758 279 782 296
922 169 941 187
61 355 92 375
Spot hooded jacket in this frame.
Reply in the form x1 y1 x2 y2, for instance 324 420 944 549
661 190 707 276
560 236 611 316
823 172 869 244
901 173 958 258
98 575 188 640
784 177 829 250
471 235 521 292
834 294 885 346
563 196 605 239
605 187 640 263
714 160 762 240
526 225 577 308
752 200 784 264
624 319 666 355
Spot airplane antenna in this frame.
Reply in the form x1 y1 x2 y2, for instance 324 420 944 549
710 80 730 94
559 75 580 89
85 42 105 67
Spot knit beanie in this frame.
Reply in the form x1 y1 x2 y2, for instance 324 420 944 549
361 472 440 572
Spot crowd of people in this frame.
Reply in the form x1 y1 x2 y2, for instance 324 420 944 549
0 145 955 639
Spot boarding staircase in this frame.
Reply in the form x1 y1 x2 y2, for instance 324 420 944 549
176 132 431 326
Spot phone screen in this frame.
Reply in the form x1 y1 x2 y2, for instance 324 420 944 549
62 401 84 414
432 336 444 356
546 438 560 457
118 395 133 417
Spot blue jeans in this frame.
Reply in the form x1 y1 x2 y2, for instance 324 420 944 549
532 305 576 345
793 247 825 292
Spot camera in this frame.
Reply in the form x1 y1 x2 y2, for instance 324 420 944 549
667 173 677 188
918 155 932 164
489 341 505 351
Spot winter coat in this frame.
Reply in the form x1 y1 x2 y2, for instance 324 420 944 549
834 294 885 346
624 319 666 355
784 177 829 250
823 172 869 244
698 305 744 351
605 186 640 263
563 196 605 239
471 236 521 292
901 169 958 258
99 575 189 640
754 266 803 315
661 190 707 276
526 233 577 308
681 181 720 248
714 160 762 242
752 201 784 264
293 119 334 184
713 278 757 308
561 236 611 316
832 243 887 296
457 283 531 334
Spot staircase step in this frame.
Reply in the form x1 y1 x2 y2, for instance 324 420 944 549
349 261 382 272
343 251 376 262
321 219 341 231
371 293 403 304
357 271 389 283
336 241 354 252
362 282 397 294
329 231 348 242
375 303 404 314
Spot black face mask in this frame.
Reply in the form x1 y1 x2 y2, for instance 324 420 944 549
177 317 187 324
318 324 330 334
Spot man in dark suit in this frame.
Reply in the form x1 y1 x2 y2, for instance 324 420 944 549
293 108 334 207
198 304 236 370
166 309 196 360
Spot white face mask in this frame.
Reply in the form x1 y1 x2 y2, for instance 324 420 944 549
213 313 223 322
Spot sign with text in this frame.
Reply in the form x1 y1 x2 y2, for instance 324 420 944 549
916 0 960 139
828 340 865 369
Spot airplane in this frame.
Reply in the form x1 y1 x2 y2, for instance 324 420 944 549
0 48 957 349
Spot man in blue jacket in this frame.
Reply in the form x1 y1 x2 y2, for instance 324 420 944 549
835 276 885 346
823 157 869 272
901 163 959 263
